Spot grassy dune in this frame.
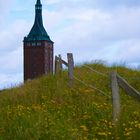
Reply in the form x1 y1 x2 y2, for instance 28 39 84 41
0 63 140 140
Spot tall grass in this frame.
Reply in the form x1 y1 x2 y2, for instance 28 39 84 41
0 63 140 140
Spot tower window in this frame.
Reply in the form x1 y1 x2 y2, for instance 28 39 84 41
27 43 30 46
45 42 48 46
37 42 41 46
32 42 36 46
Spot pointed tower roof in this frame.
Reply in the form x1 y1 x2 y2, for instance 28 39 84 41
24 0 53 43
36 0 41 5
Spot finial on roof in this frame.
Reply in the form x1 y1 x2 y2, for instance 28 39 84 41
24 0 53 42
36 0 41 5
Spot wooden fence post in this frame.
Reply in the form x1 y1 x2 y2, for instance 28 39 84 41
67 53 74 87
55 56 58 74
58 54 62 75
55 56 61 75
110 71 120 123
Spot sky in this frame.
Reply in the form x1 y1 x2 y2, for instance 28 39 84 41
0 0 140 89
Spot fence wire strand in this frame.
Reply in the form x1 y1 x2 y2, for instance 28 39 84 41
83 65 140 81
74 76 111 99
83 65 108 77
123 77 140 80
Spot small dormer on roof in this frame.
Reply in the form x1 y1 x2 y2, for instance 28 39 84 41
24 0 53 43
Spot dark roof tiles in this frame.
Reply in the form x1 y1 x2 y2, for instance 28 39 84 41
24 0 53 43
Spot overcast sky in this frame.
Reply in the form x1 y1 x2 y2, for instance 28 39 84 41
0 0 140 89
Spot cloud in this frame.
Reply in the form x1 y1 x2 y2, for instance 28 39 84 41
0 19 31 49
0 73 22 89
0 47 23 73
46 0 140 10
92 0 140 8
0 19 31 89
115 39 140 63
0 0 140 89
43 4 140 65
0 0 14 22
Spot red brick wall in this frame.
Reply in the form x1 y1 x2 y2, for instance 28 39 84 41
24 41 53 81
44 43 53 75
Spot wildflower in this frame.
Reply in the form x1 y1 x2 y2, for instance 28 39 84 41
103 103 107 106
80 125 88 131
83 115 91 120
124 132 132 136
41 95 47 100
97 132 107 137
108 132 111 135
84 89 93 93
134 123 140 128
133 111 139 116
51 100 56 104
124 128 128 131
71 128 78 132
109 122 113 128
32 104 42 111
122 123 126 126
83 137 88 140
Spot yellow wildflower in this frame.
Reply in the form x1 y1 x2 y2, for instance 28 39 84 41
97 132 107 137
80 125 88 131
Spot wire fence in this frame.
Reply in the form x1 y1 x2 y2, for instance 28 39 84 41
55 54 140 123
122 77 140 80
79 64 139 99
84 65 140 81
73 64 112 99
83 65 108 77
74 76 111 99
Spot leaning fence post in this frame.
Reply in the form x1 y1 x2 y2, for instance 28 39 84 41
67 53 74 87
110 71 120 123
117 74 140 102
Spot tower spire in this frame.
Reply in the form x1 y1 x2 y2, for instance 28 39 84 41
23 0 54 81
24 0 53 42
36 0 41 5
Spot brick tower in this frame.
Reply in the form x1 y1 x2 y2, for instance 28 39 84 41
23 0 53 81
